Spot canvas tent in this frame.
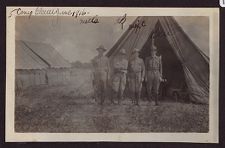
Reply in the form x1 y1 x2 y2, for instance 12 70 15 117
16 40 71 90
106 16 209 104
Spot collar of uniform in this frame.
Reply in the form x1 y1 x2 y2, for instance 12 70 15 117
132 56 139 60
97 55 105 59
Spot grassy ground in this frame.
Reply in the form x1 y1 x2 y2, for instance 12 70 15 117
15 84 209 133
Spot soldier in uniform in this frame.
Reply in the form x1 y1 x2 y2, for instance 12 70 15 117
91 45 110 105
112 49 128 105
128 48 145 105
145 36 163 106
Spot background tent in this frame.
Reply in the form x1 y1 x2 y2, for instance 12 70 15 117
23 41 71 68
16 40 72 91
22 40 71 85
106 16 209 104
16 40 49 91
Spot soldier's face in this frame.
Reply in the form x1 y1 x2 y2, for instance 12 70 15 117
98 50 104 56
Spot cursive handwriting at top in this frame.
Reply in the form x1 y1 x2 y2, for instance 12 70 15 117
8 7 90 19
128 19 147 33
8 8 147 30
35 7 89 18
80 16 99 24
8 8 33 18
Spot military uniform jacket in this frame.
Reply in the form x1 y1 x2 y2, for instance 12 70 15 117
92 55 109 72
113 57 128 73
145 55 162 75
128 57 145 73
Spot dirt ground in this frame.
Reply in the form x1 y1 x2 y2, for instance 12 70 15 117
15 83 209 133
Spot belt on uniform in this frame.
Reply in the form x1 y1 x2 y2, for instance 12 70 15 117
115 68 127 71
95 69 107 72
129 71 142 73
147 69 160 71
115 70 127 73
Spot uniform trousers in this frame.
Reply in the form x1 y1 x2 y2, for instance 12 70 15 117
93 70 108 105
129 72 142 104
146 70 161 99
112 72 127 103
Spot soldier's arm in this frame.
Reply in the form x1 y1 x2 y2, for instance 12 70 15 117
127 60 131 82
90 59 96 85
113 57 120 69
141 59 145 81
106 58 110 80
144 57 148 80
106 57 110 72
127 59 131 72
159 56 163 78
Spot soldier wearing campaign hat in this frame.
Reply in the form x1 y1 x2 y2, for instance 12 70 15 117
145 35 163 105
91 45 110 105
128 48 145 105
111 48 128 104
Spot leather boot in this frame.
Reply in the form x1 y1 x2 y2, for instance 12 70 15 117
148 93 152 103
131 92 135 104
136 92 140 106
118 93 121 105
155 93 159 106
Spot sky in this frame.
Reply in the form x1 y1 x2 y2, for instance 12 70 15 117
16 16 209 63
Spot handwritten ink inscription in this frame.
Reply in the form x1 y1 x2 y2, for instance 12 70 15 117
80 16 99 24
35 7 89 18
8 8 33 18
117 13 127 29
116 14 147 32
128 20 146 33
8 8 148 30
8 7 90 18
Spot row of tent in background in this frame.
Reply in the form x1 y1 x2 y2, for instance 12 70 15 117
16 68 71 87
15 40 71 94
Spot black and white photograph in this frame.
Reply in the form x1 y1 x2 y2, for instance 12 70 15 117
6 7 219 142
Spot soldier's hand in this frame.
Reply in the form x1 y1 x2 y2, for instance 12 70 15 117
144 77 147 82
159 77 163 82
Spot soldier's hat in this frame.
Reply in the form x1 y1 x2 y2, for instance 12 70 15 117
96 45 107 52
132 48 140 54
119 48 126 55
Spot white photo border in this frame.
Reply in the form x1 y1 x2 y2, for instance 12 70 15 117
5 7 219 143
